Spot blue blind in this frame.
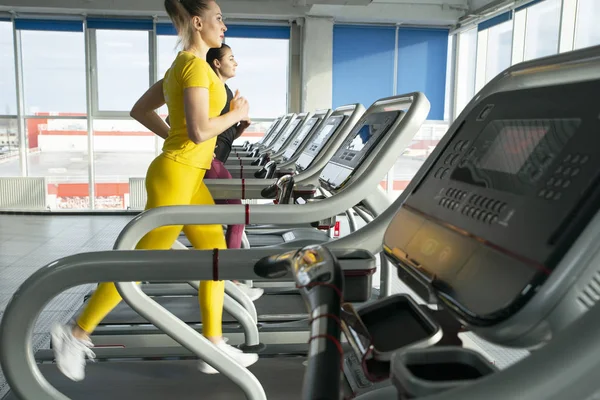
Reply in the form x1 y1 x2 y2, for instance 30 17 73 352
478 12 513 31
15 19 83 32
156 22 289 39
396 28 449 121
0 17 11 22
87 18 153 31
332 25 396 109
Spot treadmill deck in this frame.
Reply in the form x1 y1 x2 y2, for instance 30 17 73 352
99 293 308 325
6 358 309 400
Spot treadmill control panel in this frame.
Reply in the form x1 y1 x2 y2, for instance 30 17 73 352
283 116 321 162
264 116 291 147
319 111 402 191
272 116 303 153
296 115 346 172
383 79 600 326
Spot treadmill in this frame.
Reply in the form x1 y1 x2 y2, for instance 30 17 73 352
231 113 295 159
85 93 430 347
226 113 313 178
5 46 600 399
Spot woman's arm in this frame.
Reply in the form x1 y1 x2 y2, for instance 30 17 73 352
184 87 249 144
130 79 170 140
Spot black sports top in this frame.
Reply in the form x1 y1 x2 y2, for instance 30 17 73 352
214 84 244 163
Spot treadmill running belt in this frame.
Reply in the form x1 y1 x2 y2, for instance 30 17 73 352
100 294 307 325
9 358 307 400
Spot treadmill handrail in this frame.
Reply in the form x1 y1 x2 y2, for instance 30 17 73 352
113 92 430 252
0 250 270 400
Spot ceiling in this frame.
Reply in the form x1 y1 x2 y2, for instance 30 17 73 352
0 0 502 26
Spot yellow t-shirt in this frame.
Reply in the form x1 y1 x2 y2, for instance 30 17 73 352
162 51 227 169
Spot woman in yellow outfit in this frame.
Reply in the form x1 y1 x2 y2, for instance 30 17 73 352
50 0 259 381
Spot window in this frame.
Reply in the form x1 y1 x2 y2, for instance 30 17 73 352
574 0 600 49
0 21 16 115
157 34 180 119
93 119 155 210
20 29 86 115
455 28 478 118
25 118 90 209
94 29 150 113
0 118 19 171
485 21 513 83
225 37 289 119
333 25 396 109
523 0 561 61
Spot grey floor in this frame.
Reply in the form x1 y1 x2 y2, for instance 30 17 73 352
0 214 529 399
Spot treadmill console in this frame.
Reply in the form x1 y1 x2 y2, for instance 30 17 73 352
263 116 291 147
296 115 347 172
384 79 600 331
282 116 322 162
271 116 303 153
319 110 402 191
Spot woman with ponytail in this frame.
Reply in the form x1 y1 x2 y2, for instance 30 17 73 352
50 0 259 380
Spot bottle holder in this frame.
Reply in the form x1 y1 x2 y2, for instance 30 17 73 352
391 346 498 399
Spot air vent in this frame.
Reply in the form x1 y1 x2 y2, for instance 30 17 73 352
577 270 600 309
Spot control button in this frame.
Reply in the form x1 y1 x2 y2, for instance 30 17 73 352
555 166 564 174
554 178 564 188
562 180 571 188
571 167 580 177
553 192 562 201
564 154 572 163
439 198 446 206
441 169 450 179
453 202 460 211
538 189 547 198
541 155 553 166
547 177 556 186
531 169 543 181
477 104 494 121
473 209 481 219
454 141 464 151
445 154 455 165
466 148 476 158
450 154 460 166
484 213 493 223
447 188 454 196
498 203 507 213
441 198 448 207
571 154 581 164
492 200 502 211
474 195 482 205
435 167 445 178
545 190 555 199
580 155 589 164
491 215 499 224
563 167 572 176
462 206 469 214
461 192 468 201
468 208 477 217
470 194 477 204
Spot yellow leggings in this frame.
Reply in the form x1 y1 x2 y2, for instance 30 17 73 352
77 154 227 338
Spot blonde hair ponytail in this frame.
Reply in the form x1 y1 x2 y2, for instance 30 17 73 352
164 0 210 49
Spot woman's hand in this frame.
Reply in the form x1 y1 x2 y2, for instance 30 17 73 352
230 90 249 122
237 120 251 133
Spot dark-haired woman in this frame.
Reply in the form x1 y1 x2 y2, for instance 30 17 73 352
50 0 258 381
204 43 264 301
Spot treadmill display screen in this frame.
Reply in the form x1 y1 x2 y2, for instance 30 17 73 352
344 111 399 152
283 117 320 160
273 118 302 152
264 117 289 146
452 119 580 194
310 117 343 150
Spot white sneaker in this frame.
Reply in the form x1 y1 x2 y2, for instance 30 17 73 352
235 282 264 302
51 323 96 382
198 340 259 374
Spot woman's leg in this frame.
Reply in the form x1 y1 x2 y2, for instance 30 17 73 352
205 159 263 300
183 178 259 373
52 155 198 381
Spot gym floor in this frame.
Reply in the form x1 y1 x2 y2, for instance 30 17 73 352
0 214 529 398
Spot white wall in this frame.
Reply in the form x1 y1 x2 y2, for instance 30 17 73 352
301 16 333 112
